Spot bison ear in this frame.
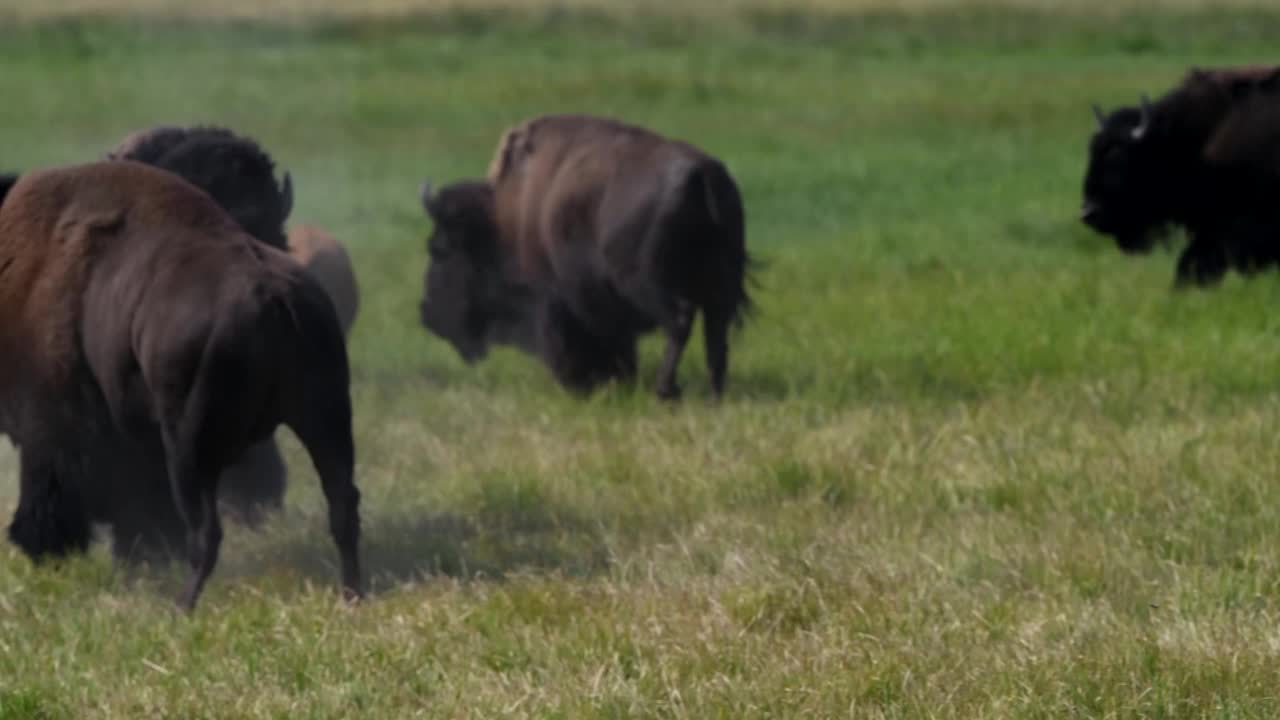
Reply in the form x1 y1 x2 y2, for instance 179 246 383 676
280 171 294 220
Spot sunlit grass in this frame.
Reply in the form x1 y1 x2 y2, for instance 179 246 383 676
3 3 1280 717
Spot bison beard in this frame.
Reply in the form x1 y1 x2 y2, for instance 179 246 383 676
0 162 362 610
1082 65 1280 286
419 114 753 400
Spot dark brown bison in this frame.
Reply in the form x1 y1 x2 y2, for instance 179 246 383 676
0 162 361 610
288 224 360 337
108 125 293 250
1082 65 1280 286
105 124 302 544
418 114 753 399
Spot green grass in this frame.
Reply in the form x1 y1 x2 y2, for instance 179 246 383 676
5 4 1280 717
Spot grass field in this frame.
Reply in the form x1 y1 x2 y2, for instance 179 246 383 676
4 2 1280 717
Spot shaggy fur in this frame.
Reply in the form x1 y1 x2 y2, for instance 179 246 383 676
0 162 362 610
108 125 292 249
1082 65 1280 286
288 224 361 337
419 114 753 399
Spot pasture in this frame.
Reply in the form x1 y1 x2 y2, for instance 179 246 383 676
4 1 1280 716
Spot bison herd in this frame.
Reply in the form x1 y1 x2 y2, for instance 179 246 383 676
0 64 1277 611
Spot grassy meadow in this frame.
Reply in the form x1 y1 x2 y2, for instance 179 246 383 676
5 1 1280 717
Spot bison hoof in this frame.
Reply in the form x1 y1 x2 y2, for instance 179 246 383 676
656 382 683 401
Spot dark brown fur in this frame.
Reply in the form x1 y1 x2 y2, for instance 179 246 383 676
0 162 361 610
106 125 300 543
420 114 752 399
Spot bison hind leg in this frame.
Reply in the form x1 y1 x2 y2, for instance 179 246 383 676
7 446 92 561
654 299 695 401
284 381 362 603
538 296 637 394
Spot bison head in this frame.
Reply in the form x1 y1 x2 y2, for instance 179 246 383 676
418 180 507 364
152 132 293 249
1081 96 1171 254
109 126 293 250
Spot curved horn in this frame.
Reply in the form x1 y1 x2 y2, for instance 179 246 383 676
280 171 294 219
1092 103 1106 129
1132 94 1152 140
419 180 434 211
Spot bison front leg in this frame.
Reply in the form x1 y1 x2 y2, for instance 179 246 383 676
1174 241 1227 288
655 300 694 401
7 441 91 561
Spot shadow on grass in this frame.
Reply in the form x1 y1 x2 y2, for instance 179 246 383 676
119 497 612 599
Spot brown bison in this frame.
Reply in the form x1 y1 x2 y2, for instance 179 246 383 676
288 224 360 337
1082 65 1280 285
104 124 304 544
419 114 753 399
0 162 362 610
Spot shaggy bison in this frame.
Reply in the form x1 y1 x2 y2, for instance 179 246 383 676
108 125 293 250
418 114 752 399
1082 65 1280 286
0 162 362 610
288 224 361 337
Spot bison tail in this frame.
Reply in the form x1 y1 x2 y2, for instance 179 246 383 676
694 161 757 329
0 172 19 210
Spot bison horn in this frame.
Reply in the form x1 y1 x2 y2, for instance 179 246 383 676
419 180 434 212
1132 94 1152 141
280 171 294 220
1092 103 1106 129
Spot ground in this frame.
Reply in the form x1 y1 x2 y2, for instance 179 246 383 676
3 1 1280 717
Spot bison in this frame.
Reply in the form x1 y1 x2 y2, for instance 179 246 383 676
418 114 753 399
1082 65 1280 286
108 125 293 250
103 124 306 544
0 162 362 610
288 224 361 337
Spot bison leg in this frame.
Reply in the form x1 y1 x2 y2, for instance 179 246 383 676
102 448 187 564
7 441 91 561
161 429 223 612
288 399 362 602
111 493 187 565
655 300 695 401
217 438 287 528
702 304 733 399
1174 242 1227 288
